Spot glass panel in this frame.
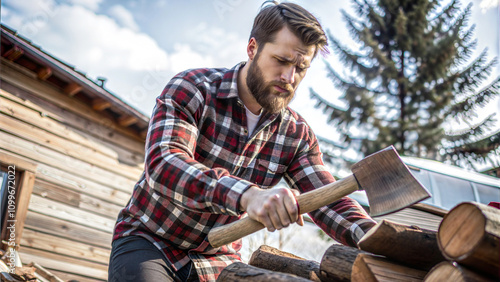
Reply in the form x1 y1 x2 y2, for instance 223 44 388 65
476 183 500 205
432 173 475 210
409 169 434 205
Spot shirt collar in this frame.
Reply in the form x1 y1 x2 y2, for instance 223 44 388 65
216 62 245 100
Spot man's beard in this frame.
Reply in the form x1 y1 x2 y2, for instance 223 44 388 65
246 53 295 113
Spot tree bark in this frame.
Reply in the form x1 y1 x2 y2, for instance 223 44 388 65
425 261 496 282
351 253 427 282
217 262 312 282
358 219 446 270
437 202 500 278
249 245 321 281
319 244 366 282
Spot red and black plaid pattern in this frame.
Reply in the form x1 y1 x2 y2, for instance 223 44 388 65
112 63 376 281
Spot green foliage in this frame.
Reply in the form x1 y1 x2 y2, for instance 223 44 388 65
311 0 500 169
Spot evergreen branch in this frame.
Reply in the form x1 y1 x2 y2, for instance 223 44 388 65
309 87 352 131
324 61 386 95
429 0 459 23
453 50 496 95
327 34 385 83
444 130 500 161
364 0 386 35
444 114 497 144
445 76 500 120
428 0 459 36
309 87 346 112
327 32 365 69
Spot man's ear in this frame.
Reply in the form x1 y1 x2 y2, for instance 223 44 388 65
247 38 258 60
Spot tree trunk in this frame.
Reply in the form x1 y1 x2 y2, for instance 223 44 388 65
437 202 500 278
319 244 366 282
425 261 496 282
249 245 321 281
357 219 446 270
217 262 312 282
351 253 428 282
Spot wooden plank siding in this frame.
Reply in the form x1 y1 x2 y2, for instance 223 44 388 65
0 57 145 280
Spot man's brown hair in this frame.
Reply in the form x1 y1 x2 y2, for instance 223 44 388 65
250 1 329 57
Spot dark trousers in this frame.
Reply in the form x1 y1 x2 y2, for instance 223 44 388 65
108 236 198 282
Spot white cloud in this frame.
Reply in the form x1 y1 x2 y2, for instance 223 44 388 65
1 1 172 114
480 0 499 13
108 5 140 32
168 43 216 72
67 0 102 11
28 5 168 73
1 0 59 36
184 22 247 66
2 0 55 17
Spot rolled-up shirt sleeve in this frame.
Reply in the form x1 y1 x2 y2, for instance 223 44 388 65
145 76 254 216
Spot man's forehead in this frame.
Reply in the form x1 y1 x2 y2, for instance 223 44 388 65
276 47 314 65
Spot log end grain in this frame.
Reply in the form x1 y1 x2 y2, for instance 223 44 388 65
425 261 497 282
438 202 486 259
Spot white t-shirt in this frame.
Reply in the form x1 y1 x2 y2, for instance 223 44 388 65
244 105 263 136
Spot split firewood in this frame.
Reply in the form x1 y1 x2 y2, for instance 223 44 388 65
437 202 500 278
319 244 367 282
249 245 321 281
217 262 312 282
425 261 497 282
351 253 428 282
358 219 445 270
28 262 65 282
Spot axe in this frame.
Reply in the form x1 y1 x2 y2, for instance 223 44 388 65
207 146 430 248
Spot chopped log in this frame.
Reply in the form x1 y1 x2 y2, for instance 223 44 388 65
12 266 37 281
249 245 321 281
217 262 312 282
437 202 499 278
28 262 65 282
320 244 366 282
411 202 448 217
351 253 428 282
358 219 445 270
425 261 496 282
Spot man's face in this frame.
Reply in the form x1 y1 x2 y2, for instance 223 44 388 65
246 26 316 113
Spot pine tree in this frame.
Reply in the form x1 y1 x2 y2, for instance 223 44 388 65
310 0 500 170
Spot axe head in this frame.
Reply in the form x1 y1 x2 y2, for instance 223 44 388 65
351 146 430 217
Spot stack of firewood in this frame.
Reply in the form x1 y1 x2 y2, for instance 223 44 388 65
426 202 499 281
217 201 499 281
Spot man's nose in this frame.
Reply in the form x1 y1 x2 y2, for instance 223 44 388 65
281 66 296 84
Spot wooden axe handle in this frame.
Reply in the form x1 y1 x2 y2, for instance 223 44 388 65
208 175 358 248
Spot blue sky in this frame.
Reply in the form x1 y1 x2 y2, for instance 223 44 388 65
1 0 499 144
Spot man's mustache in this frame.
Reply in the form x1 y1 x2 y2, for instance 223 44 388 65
272 82 294 95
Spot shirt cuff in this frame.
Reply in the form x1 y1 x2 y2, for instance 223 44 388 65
218 176 256 216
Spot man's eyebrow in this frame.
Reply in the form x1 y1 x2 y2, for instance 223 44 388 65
276 55 310 68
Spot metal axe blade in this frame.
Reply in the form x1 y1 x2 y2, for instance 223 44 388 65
352 146 431 217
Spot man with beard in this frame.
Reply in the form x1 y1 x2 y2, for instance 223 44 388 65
108 2 376 282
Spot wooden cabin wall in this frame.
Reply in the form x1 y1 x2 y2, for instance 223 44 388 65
1 59 145 281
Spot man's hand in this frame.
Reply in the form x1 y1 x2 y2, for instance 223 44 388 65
240 186 304 232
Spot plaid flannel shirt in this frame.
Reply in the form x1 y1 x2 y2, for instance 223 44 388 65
112 62 376 281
